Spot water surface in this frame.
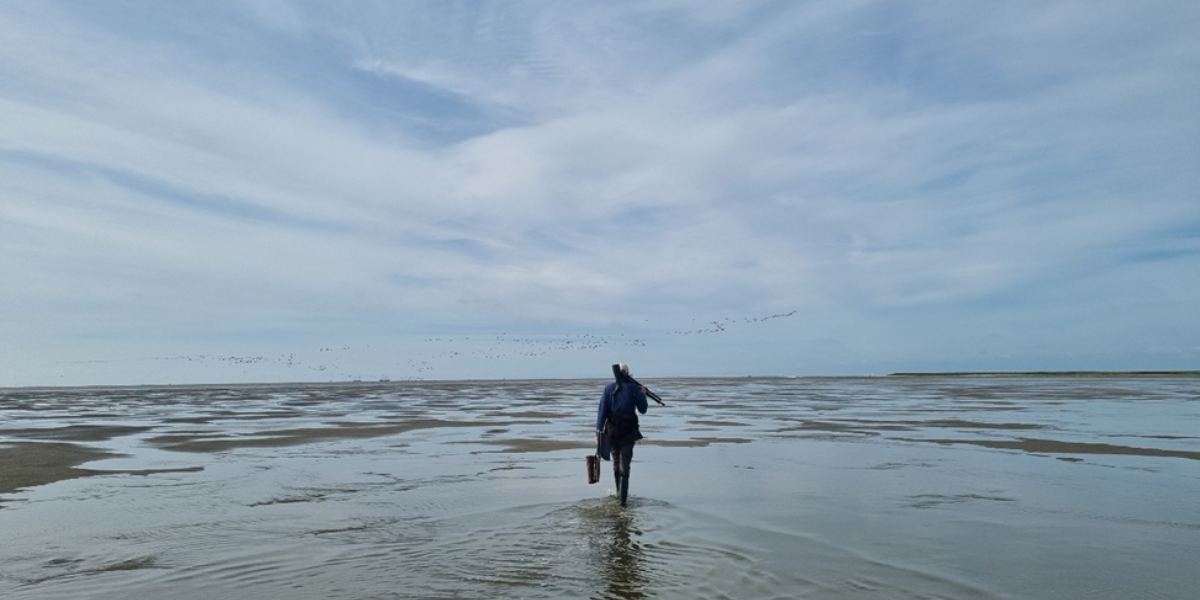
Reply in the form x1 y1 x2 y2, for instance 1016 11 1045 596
1 377 1197 599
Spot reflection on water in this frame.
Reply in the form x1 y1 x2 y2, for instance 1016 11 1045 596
1 376 1198 599
598 512 647 600
584 502 648 600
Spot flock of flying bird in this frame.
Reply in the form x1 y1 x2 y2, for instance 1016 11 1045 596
669 310 797 335
62 310 797 381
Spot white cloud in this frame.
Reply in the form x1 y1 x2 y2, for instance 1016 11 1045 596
1 0 1198 385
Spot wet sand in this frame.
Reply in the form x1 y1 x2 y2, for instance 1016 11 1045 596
913 437 1200 461
1 377 1198 599
0 442 119 495
0 426 203 495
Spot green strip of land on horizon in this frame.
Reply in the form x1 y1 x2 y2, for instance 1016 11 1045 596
889 371 1199 378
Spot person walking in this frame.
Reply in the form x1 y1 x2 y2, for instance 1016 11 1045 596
596 363 648 507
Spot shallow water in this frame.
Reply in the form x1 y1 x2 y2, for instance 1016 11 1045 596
1 377 1197 599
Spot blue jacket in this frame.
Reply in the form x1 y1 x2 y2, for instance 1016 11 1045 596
597 380 648 433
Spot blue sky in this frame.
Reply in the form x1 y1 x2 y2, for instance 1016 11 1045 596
2 1 1198 386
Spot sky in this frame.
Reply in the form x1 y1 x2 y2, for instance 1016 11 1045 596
2 1 1198 387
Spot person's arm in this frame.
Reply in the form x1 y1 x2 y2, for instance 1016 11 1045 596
635 386 648 414
596 384 611 435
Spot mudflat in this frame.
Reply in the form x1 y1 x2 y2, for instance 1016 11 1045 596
1 376 1197 599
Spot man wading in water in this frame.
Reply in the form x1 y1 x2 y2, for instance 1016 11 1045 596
596 363 648 507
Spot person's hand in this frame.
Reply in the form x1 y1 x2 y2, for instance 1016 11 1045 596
640 385 647 394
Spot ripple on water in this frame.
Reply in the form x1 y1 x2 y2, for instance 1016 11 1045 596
3 378 1195 600
301 497 824 599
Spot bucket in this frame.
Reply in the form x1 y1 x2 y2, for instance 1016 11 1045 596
586 454 600 484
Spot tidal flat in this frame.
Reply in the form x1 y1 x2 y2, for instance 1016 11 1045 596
1 376 1197 599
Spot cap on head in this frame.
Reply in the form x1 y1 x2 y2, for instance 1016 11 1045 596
618 363 630 376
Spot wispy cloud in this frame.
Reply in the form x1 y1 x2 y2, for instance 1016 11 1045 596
2 1 1197 385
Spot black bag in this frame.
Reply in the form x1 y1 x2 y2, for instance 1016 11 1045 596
598 431 612 461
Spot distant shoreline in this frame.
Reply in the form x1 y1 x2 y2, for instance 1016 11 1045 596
5 371 1200 391
888 371 1200 378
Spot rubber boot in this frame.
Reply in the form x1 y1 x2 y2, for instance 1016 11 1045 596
619 476 630 507
614 471 622 497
